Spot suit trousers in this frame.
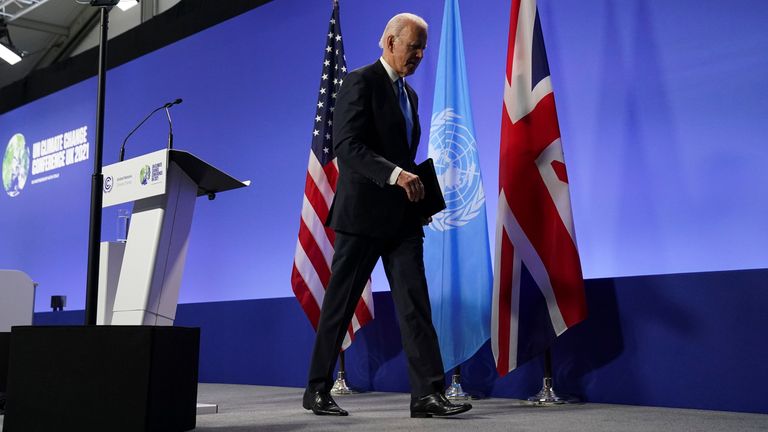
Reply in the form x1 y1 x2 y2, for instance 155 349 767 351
306 231 446 398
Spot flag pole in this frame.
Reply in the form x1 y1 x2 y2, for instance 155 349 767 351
446 365 471 400
330 351 358 395
527 348 577 404
293 0 373 395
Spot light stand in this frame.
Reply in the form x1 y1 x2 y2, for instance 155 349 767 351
84 0 120 325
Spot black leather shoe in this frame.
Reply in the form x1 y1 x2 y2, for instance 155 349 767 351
302 389 349 416
410 393 472 418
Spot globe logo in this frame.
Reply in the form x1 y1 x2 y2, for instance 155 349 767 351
427 108 486 231
139 165 150 186
2 133 31 198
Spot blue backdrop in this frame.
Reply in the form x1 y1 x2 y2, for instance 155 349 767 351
1 0 767 309
8 0 768 415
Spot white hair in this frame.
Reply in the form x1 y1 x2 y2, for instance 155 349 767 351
378 13 428 49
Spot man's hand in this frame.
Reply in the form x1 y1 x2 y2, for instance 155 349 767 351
396 170 425 202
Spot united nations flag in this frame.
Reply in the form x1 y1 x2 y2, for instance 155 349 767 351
424 0 493 373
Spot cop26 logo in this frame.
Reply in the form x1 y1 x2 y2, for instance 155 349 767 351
2 133 31 198
427 109 486 231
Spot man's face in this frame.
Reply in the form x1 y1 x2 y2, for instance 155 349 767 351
387 23 427 77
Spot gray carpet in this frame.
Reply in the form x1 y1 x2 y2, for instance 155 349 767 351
2 383 767 431
191 384 768 432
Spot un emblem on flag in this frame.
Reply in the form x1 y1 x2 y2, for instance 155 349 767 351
427 108 486 232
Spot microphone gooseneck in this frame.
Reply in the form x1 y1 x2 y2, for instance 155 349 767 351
119 98 183 161
165 106 174 150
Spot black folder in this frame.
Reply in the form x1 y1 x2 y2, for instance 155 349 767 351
413 158 446 218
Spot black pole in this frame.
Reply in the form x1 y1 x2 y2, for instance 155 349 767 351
543 348 553 379
83 6 110 325
338 351 346 373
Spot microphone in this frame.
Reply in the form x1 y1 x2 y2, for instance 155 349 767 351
119 98 183 162
164 98 183 108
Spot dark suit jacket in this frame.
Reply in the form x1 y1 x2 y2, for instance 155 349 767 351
326 60 422 239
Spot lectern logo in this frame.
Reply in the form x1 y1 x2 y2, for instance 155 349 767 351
139 165 150 186
104 175 113 192
2 133 31 198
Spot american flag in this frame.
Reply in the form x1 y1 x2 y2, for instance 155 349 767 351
291 1 374 350
491 0 587 375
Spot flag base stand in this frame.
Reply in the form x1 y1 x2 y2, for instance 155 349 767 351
330 370 358 395
445 373 471 400
330 353 359 395
526 377 578 405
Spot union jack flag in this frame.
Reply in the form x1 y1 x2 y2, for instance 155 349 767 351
491 0 587 375
291 1 374 350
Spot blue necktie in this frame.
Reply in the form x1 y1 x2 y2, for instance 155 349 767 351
397 78 414 148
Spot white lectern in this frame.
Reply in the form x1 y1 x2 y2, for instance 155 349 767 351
100 149 247 326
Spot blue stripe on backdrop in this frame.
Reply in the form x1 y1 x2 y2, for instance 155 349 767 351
175 298 316 387
32 269 768 414
515 265 558 368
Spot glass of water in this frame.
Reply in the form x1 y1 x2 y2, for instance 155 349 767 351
116 208 131 242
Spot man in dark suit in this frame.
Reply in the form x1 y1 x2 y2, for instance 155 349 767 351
302 13 472 418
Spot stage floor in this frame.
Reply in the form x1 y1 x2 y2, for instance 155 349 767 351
3 383 767 431
193 384 766 432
